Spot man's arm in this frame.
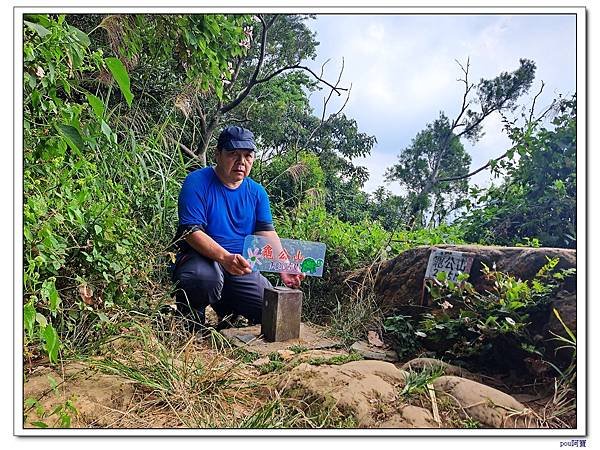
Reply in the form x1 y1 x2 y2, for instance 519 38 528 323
185 230 251 276
255 230 304 288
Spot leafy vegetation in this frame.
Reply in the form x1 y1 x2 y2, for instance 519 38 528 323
383 315 420 359
400 258 576 371
459 96 576 248
399 365 445 398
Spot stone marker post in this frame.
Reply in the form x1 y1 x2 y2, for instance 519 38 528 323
261 286 302 342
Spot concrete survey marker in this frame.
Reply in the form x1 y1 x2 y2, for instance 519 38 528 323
261 287 302 342
243 235 326 276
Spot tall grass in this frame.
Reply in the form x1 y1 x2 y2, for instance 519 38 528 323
83 311 358 428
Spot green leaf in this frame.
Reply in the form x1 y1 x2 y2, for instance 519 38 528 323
94 224 103 235
68 24 91 47
105 57 133 107
59 413 72 428
43 279 61 315
47 375 58 393
101 120 113 141
86 93 105 119
42 324 60 364
25 14 52 28
35 313 47 329
435 271 448 282
56 124 84 154
31 421 48 428
24 20 50 38
24 302 36 339
552 308 576 343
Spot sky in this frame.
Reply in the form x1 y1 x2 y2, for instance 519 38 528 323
304 14 576 195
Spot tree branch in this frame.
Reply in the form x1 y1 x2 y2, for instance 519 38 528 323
194 101 207 135
529 81 545 123
297 59 351 152
255 64 349 95
435 147 513 183
225 56 244 94
219 14 271 115
451 58 473 130
168 137 200 161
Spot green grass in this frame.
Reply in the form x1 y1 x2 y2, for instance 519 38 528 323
231 347 261 364
240 396 358 428
306 352 363 366
289 345 308 354
258 360 285 375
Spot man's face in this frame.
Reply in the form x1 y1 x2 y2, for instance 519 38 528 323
215 148 255 183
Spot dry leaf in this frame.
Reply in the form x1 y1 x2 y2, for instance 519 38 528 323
367 330 384 347
78 284 94 305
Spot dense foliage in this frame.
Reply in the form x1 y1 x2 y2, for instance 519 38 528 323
459 96 577 248
382 258 576 373
23 14 250 360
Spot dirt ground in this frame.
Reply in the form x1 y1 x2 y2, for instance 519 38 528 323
22 325 575 430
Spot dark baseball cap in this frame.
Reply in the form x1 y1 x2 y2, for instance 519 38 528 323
217 125 256 151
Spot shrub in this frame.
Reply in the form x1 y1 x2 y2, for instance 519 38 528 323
415 258 575 372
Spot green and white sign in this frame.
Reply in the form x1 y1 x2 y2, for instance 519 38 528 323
243 235 326 277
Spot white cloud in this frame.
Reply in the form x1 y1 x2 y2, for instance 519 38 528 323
354 152 406 196
464 113 512 188
366 22 385 42
307 14 576 195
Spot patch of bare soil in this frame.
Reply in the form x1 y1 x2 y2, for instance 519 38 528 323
24 362 138 428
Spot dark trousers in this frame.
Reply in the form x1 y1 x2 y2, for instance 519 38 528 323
172 251 272 325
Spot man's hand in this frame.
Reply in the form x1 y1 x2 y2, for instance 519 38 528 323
280 272 305 289
221 253 252 275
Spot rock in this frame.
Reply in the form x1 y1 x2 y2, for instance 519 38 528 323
276 350 296 361
347 245 576 313
205 305 219 327
350 341 398 362
278 360 437 428
347 245 576 371
545 290 577 366
219 323 340 357
432 375 537 428
252 357 270 367
549 290 577 337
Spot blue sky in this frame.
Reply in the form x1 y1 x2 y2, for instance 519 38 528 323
305 14 576 194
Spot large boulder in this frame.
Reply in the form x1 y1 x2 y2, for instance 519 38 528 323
347 245 577 371
278 360 437 428
432 375 537 428
347 245 576 313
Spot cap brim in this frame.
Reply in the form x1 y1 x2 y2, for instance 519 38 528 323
222 140 256 151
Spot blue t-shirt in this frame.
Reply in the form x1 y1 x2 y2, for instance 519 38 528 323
177 167 274 255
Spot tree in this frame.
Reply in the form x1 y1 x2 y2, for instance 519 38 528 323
368 187 410 231
68 14 349 167
385 113 471 228
191 14 349 165
459 95 576 248
386 59 537 228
